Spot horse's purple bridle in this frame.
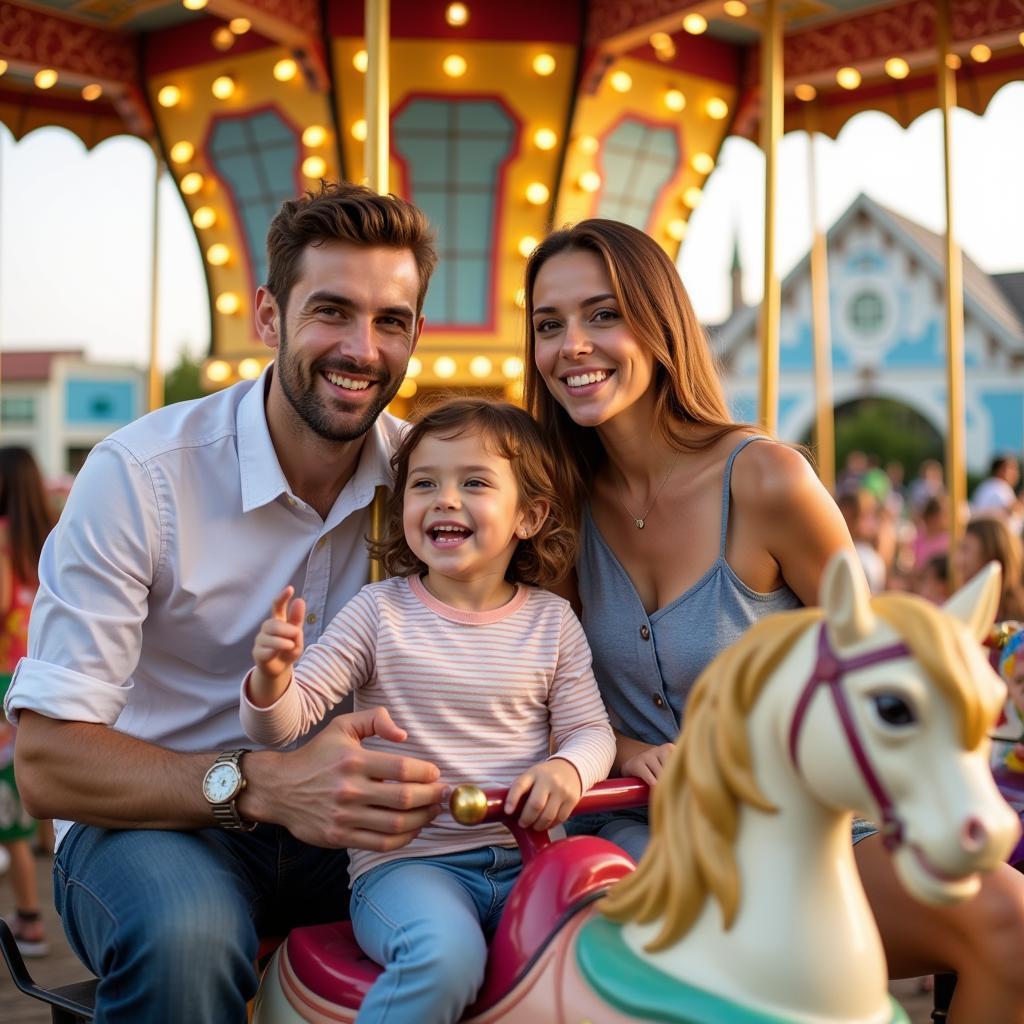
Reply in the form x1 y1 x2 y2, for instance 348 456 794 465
788 625 911 851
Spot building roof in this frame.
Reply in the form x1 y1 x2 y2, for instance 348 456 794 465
1 349 83 382
994 273 1024 326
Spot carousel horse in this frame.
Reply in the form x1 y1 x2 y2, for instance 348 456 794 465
253 551 1018 1023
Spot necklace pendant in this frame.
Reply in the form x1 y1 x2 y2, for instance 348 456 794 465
635 518 645 529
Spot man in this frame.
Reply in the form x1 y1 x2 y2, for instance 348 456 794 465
4 183 444 1023
972 454 1023 534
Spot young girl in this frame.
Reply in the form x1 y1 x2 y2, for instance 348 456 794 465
241 398 614 1024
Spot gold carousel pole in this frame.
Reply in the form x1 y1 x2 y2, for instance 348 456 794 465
937 0 966 586
147 144 164 412
806 121 835 492
366 0 390 581
758 0 783 433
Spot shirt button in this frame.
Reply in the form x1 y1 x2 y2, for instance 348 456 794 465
640 625 651 640
316 537 327 549
287 497 297 507
306 613 317 625
653 693 665 708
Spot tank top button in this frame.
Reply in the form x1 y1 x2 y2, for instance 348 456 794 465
640 625 651 640
653 693 665 708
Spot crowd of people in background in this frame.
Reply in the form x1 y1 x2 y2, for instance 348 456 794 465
835 450 1024 625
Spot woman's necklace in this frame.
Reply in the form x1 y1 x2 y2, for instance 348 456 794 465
615 453 680 529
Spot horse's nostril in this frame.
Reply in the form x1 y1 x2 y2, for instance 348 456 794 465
962 816 987 852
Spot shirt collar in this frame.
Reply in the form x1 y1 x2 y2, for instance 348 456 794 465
236 364 401 520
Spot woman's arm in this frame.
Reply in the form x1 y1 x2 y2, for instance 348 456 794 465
732 442 854 606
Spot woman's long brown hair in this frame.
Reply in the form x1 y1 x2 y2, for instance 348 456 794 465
522 219 742 517
0 446 54 585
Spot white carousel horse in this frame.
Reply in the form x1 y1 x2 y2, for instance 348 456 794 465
254 551 1018 1023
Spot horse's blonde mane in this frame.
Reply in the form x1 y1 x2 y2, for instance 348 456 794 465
602 593 996 951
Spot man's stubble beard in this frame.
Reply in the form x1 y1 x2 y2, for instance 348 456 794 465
275 322 405 442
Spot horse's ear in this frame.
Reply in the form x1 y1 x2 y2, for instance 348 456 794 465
943 561 1002 641
820 550 876 648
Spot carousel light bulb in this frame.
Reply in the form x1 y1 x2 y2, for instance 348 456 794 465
578 135 599 155
664 89 686 112
525 182 550 205
518 236 538 257
180 172 204 195
649 32 673 52
397 378 418 399
274 59 299 82
229 18 251 34
183 0 207 10
443 54 468 78
683 13 708 34
794 83 817 101
705 97 729 119
303 125 327 147
469 356 492 378
578 170 601 193
502 356 524 379
666 219 688 241
434 356 457 379
406 356 423 379
1020 31 1024 47
351 119 367 141
0 60 7 77
532 53 556 76
211 75 235 99
682 186 703 208
216 292 241 315
206 360 231 383
945 53 962 69
724 0 748 16
34 69 58 90
836 66 861 89
238 358 262 379
82 83 103 102
302 155 327 178
206 243 231 266
533 128 558 150
158 85 181 108
445 3 469 26
353 49 369 72
970 43 992 63
609 70 632 93
212 27 236 51
884 57 910 79
192 206 217 229
170 141 195 164
691 152 714 174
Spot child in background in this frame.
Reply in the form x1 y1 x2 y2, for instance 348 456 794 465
914 554 950 605
241 399 615 1024
0 447 54 957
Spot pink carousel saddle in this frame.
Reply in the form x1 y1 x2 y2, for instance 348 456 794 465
277 836 635 1017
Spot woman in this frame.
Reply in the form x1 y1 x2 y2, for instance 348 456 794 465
0 446 54 956
953 516 1024 623
523 218 1024 1022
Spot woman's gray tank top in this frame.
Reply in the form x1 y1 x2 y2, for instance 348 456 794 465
577 435 802 746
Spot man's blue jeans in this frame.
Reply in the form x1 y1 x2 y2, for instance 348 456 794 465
53 822 351 1024
350 845 521 1024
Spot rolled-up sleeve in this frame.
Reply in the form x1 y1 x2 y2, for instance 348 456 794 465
5 440 160 727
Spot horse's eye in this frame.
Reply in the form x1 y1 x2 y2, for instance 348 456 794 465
873 693 916 726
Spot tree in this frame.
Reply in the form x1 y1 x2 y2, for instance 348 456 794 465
163 348 206 406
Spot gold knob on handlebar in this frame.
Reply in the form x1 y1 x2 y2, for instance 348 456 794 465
450 784 488 825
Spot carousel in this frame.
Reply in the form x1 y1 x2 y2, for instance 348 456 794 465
2 2 1024 1021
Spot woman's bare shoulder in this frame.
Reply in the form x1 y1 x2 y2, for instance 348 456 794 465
728 438 821 514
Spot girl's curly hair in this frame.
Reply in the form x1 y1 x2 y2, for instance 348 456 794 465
370 398 577 587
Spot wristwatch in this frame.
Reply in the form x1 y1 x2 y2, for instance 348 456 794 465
202 749 256 831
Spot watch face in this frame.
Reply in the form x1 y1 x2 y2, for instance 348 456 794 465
204 762 241 802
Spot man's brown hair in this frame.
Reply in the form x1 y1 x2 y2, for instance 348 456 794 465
370 398 577 586
266 181 437 316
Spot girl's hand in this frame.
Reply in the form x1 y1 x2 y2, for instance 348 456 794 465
504 758 582 831
251 586 306 694
621 742 674 786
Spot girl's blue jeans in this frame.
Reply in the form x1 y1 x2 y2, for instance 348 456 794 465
53 822 351 1023
350 845 521 1024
